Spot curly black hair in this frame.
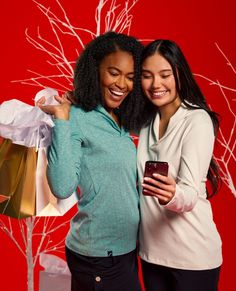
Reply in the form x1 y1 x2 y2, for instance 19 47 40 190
140 39 221 198
73 31 145 131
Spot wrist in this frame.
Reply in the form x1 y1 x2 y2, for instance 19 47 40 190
54 108 70 120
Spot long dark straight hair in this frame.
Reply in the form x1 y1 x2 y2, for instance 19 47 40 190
141 39 221 198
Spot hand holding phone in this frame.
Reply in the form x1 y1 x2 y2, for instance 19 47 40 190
143 161 169 195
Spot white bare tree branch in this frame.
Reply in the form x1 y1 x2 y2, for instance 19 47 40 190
12 0 140 93
196 43 236 196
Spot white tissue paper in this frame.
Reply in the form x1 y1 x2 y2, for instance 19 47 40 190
39 254 71 291
0 88 78 216
34 87 59 105
0 88 58 148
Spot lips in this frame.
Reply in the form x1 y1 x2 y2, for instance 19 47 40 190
150 90 168 99
108 88 127 101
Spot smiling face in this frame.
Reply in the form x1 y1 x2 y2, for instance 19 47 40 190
99 50 134 114
141 53 181 112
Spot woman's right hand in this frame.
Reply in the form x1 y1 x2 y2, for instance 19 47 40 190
142 173 176 205
37 91 74 120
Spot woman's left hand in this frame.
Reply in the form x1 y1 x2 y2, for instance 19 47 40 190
142 173 176 205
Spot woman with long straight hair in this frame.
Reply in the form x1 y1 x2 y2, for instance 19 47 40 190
138 39 222 291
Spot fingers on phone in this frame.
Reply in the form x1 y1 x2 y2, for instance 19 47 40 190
153 173 168 181
142 182 162 193
143 177 163 188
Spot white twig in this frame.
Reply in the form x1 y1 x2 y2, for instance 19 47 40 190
195 44 236 196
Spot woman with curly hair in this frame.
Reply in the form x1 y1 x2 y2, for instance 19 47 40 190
38 31 144 291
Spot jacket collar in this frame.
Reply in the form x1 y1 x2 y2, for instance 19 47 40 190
95 105 127 136
149 102 189 149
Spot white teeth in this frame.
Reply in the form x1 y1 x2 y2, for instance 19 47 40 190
152 91 167 97
110 89 124 96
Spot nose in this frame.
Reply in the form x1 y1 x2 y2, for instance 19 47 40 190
152 76 161 89
115 76 126 89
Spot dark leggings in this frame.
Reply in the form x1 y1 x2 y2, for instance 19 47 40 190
65 247 142 291
141 259 221 291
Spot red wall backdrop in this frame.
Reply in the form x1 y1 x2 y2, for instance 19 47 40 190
0 1 235 290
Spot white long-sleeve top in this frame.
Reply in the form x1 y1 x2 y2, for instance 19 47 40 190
137 103 222 270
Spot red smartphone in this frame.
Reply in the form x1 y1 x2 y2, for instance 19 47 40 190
143 161 169 195
144 161 169 178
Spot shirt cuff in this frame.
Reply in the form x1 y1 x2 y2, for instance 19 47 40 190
163 184 198 213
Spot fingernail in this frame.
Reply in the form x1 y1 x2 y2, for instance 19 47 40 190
153 173 159 177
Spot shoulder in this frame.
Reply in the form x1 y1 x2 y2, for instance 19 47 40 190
68 106 88 134
70 105 86 116
185 108 212 127
70 105 89 123
182 108 214 140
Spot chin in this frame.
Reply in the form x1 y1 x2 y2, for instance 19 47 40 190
104 101 121 112
148 98 162 106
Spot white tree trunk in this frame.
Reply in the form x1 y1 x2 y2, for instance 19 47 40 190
26 217 34 291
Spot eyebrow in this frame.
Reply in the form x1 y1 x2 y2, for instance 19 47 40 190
108 66 134 74
142 69 172 73
108 66 120 71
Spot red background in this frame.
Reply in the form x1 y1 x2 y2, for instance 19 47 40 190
0 0 235 290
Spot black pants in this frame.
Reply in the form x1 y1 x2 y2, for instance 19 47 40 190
141 259 221 291
65 247 142 291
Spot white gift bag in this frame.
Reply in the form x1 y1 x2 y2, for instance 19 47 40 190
36 147 77 216
0 88 78 217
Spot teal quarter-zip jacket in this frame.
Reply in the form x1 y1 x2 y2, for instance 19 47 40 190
47 105 140 256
